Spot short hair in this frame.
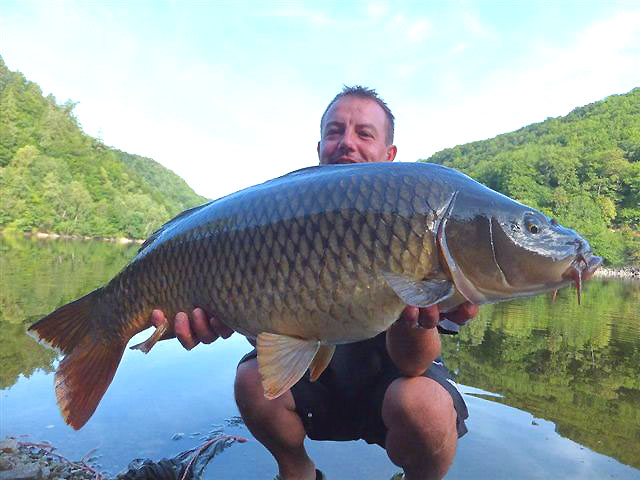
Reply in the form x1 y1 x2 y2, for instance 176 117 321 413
320 85 395 145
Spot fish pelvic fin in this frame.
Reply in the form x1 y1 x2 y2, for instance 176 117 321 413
257 333 321 399
130 318 170 354
309 344 336 382
28 289 127 430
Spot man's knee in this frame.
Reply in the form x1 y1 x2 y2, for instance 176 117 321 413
234 359 264 413
382 376 456 432
234 358 297 419
382 377 457 478
234 358 307 453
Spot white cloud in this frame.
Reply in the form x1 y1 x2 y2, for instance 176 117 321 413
266 6 333 25
407 18 432 43
460 10 497 40
366 2 390 19
449 42 468 54
385 12 433 45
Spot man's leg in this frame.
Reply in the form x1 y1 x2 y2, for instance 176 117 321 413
382 376 458 480
235 358 316 480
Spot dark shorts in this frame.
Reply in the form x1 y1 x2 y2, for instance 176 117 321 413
239 333 468 447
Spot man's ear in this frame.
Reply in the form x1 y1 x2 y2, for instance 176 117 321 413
317 141 321 158
386 145 397 161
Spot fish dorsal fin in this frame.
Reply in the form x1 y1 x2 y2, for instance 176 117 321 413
309 344 336 382
257 333 320 399
382 272 454 307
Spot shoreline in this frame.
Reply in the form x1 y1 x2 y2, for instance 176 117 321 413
592 266 639 280
1 230 638 280
0 230 144 244
0 437 100 479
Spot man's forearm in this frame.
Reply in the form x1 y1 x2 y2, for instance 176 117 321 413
386 321 441 377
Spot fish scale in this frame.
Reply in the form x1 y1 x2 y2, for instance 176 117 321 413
29 162 601 429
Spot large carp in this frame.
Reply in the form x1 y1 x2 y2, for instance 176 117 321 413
30 162 601 429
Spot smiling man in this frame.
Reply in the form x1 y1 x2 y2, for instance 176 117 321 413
318 92 397 165
152 86 477 480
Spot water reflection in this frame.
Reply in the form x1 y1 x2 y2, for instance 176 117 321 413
0 235 139 389
1 235 639 478
441 280 640 468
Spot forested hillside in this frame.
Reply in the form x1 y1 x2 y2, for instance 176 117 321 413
425 88 640 266
1 56 638 264
0 57 206 239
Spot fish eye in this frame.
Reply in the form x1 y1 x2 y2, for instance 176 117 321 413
525 219 541 234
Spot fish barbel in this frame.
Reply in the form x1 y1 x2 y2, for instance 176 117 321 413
29 162 601 429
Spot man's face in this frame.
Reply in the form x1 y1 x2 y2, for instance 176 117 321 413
318 96 397 165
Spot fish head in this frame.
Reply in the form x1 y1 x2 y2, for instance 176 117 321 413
437 187 602 305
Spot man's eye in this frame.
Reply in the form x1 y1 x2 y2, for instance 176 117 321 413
359 131 373 138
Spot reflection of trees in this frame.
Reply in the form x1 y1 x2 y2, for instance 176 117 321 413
0 235 137 322
0 236 136 389
0 321 57 388
442 279 640 468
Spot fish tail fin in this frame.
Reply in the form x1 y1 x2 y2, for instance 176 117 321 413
28 289 127 430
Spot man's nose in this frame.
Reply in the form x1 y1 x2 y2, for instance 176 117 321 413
339 129 356 151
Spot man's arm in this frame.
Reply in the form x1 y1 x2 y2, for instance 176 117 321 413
386 303 479 377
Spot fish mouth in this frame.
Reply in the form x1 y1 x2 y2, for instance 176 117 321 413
561 253 602 304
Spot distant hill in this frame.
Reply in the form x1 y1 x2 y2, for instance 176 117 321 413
0 56 206 240
424 88 640 266
1 56 638 265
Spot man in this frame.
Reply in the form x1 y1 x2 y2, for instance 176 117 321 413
151 86 478 480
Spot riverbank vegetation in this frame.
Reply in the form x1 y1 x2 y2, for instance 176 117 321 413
425 88 640 266
0 57 206 240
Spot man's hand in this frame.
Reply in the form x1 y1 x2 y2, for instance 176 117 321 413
440 302 479 327
399 301 479 330
387 302 479 376
150 308 234 350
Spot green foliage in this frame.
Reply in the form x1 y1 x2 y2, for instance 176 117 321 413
425 88 640 266
0 56 206 239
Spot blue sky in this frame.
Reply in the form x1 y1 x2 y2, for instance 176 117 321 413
1 1 639 199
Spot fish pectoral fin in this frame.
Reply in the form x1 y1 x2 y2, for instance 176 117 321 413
257 333 320 399
309 344 336 382
382 272 454 307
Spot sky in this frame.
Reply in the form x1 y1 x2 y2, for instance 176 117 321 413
1 0 639 199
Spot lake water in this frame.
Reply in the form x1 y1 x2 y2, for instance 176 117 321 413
1 235 639 479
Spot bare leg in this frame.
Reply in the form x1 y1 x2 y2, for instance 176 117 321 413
382 376 458 480
235 359 316 480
